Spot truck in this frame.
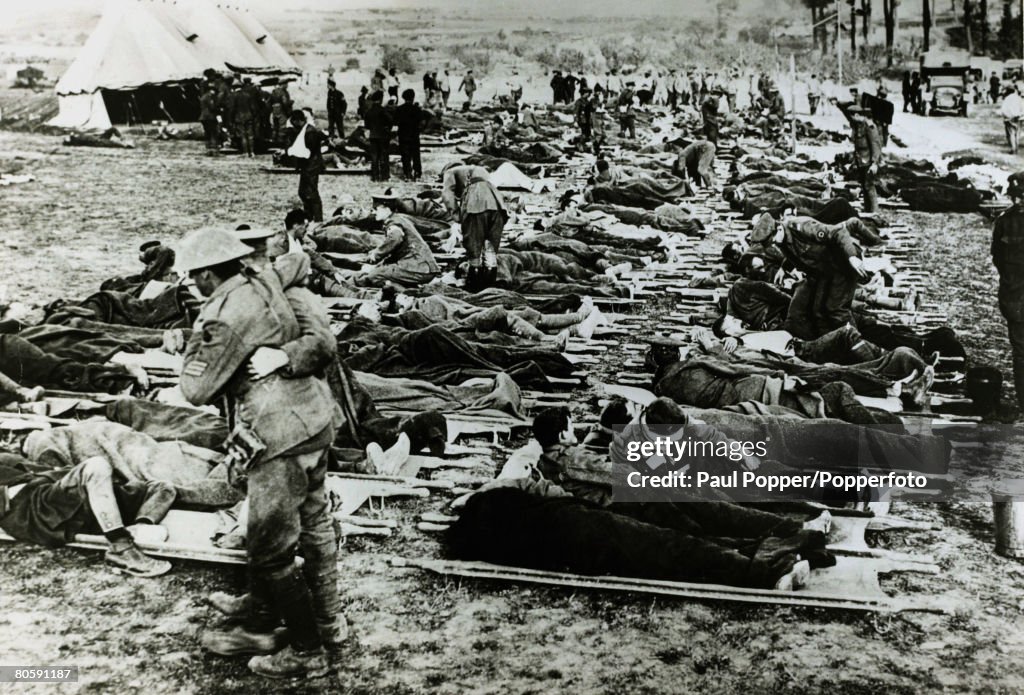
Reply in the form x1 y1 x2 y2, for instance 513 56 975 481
920 50 971 117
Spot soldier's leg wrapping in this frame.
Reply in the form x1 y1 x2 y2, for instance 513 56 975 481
247 449 325 651
298 450 342 629
1006 318 1024 410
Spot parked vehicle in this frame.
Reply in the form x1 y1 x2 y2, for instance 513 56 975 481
920 50 971 117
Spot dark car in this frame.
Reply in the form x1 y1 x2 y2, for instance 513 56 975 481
926 74 969 117
920 51 971 117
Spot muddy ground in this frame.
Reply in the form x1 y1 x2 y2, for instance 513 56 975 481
3 100 1024 695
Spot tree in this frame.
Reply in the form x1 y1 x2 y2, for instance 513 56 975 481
380 44 415 74
861 0 872 42
850 0 857 53
980 0 989 54
922 0 932 51
802 0 831 54
963 0 975 54
883 0 900 67
997 0 1023 58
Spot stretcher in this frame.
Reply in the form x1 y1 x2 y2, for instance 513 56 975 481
391 555 954 614
260 166 369 175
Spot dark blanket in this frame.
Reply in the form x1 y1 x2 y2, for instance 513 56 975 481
44 285 200 330
338 318 575 390
104 398 229 452
580 204 702 238
898 184 984 213
589 179 692 210
446 487 827 589
478 142 562 164
0 334 135 394
430 285 582 313
327 358 447 457
14 324 143 363
0 454 151 547
664 405 950 475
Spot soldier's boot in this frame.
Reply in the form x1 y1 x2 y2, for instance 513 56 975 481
464 265 484 292
106 540 171 578
203 576 285 656
248 566 329 680
204 591 254 619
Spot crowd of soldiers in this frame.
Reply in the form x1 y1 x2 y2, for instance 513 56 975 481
198 70 296 157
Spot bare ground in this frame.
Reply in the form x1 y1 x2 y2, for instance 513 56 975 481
3 118 1024 694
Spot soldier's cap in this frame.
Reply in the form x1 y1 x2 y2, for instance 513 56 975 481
174 227 254 273
139 240 162 253
233 224 277 242
748 212 777 243
846 103 867 113
1008 171 1024 196
876 85 888 96
626 79 636 86
327 77 336 85
372 189 400 207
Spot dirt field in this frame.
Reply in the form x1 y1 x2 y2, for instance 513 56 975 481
3 113 1024 693
3 0 1024 691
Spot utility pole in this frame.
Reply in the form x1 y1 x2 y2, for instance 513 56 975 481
790 53 797 155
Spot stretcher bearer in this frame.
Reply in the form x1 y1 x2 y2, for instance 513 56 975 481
176 229 344 680
442 163 508 291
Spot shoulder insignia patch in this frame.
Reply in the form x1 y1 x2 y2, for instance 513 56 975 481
182 360 207 378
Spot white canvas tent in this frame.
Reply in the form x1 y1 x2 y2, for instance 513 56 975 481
50 0 299 129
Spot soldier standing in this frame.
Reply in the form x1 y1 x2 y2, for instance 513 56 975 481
617 80 637 140
326 79 347 139
177 229 344 679
286 110 328 222
574 86 595 144
992 172 1024 412
835 99 882 213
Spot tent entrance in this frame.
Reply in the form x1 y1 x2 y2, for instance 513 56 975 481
100 82 203 124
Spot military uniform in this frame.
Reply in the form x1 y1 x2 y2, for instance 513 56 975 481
775 217 867 339
230 83 259 156
442 165 507 288
617 87 637 139
574 93 594 142
674 141 716 188
291 123 328 222
326 85 347 139
198 89 220 154
269 86 292 144
356 213 440 288
180 248 341 667
363 101 393 182
841 103 882 213
993 192 1024 409
701 95 720 145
